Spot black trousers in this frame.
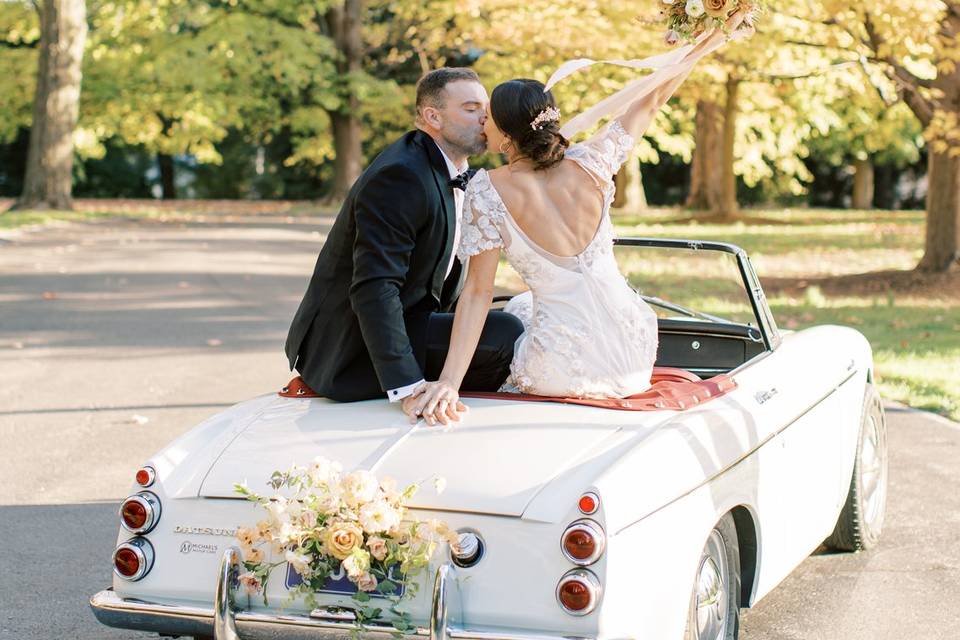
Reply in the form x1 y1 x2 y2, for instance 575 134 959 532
422 310 524 392
310 310 524 402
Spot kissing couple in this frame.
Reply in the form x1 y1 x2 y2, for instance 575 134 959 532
285 9 753 426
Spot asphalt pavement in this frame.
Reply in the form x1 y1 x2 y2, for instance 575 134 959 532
0 214 957 639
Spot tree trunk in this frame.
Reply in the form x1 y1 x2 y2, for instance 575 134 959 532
613 156 646 213
917 149 960 272
324 0 363 203
158 153 176 199
13 0 87 211
852 158 874 209
685 100 723 210
718 77 740 218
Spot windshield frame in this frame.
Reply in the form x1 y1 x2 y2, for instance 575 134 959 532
613 237 782 352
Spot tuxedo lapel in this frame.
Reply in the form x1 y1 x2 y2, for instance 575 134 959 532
417 131 457 298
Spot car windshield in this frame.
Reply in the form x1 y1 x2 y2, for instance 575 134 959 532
612 242 757 326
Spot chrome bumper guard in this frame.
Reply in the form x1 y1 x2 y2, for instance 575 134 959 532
90 546 584 640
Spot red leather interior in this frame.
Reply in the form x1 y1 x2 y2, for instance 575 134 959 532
279 366 733 412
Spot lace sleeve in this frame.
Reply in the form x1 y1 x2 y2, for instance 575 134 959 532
457 170 505 261
565 120 635 185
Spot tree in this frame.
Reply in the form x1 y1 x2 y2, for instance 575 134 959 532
13 0 87 211
807 0 960 271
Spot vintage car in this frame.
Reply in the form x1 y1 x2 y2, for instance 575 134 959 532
90 238 888 640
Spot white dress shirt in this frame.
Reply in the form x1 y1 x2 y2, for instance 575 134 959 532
387 139 467 402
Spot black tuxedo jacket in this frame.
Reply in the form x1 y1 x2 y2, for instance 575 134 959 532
285 130 464 401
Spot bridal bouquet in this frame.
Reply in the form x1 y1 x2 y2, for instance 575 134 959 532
659 0 762 44
233 458 457 637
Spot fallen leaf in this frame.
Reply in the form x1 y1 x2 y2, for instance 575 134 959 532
206 338 222 346
131 415 150 425
42 292 57 300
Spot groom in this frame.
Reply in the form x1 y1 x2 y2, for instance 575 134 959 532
285 68 523 414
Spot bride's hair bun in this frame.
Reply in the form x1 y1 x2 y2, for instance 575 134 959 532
490 79 569 171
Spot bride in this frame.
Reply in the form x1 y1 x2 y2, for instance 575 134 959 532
405 9 752 425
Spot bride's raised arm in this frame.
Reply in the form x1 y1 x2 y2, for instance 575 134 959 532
615 7 751 141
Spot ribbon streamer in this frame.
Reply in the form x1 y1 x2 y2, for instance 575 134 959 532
546 28 750 139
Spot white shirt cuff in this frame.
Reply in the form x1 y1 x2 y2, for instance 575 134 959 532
388 379 425 402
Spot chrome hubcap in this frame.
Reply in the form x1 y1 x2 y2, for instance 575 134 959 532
694 530 729 640
859 413 887 533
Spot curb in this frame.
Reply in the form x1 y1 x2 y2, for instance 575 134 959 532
884 400 960 431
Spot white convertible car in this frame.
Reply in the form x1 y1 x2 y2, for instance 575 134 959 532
90 238 888 640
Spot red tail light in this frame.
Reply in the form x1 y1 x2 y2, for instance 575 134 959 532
113 538 155 581
556 569 601 615
578 492 599 515
119 491 161 534
135 466 155 487
561 519 605 566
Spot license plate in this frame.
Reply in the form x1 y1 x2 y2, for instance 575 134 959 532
284 563 405 597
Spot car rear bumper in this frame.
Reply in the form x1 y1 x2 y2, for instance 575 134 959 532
91 547 590 640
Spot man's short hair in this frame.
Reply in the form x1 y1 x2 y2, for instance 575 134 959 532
415 67 481 114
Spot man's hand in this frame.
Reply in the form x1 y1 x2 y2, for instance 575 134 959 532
400 380 467 426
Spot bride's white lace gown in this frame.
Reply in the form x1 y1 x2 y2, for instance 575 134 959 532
457 121 659 398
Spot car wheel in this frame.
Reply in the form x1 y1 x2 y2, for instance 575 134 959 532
825 383 887 551
683 513 741 640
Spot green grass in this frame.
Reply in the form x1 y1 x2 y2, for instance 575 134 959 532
0 209 121 229
610 208 959 421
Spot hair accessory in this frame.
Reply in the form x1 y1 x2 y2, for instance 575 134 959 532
530 106 561 130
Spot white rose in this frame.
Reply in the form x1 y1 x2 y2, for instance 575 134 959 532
285 549 313 577
685 0 705 17
342 470 379 508
356 572 378 592
359 500 402 535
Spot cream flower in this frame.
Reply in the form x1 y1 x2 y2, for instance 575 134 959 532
309 457 342 487
314 490 342 515
367 536 389 562
255 519 273 539
243 546 264 564
685 0 705 17
356 572 378 592
703 0 730 17
238 572 262 594
432 476 447 495
359 500 402 534
342 549 371 580
342 470 379 508
379 477 402 504
285 549 313 577
324 521 364 560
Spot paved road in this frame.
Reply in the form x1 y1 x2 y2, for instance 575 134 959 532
1 215 957 639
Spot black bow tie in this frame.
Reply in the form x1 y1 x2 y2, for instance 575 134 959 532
448 169 475 191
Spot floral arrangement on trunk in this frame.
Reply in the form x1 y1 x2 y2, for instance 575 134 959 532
233 457 457 637
659 0 762 44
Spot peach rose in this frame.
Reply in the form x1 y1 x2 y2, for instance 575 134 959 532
239 572 262 594
367 536 389 562
356 572 378 592
703 0 730 18
324 521 364 560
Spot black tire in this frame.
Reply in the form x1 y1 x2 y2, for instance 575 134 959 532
683 513 741 640
825 383 887 551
